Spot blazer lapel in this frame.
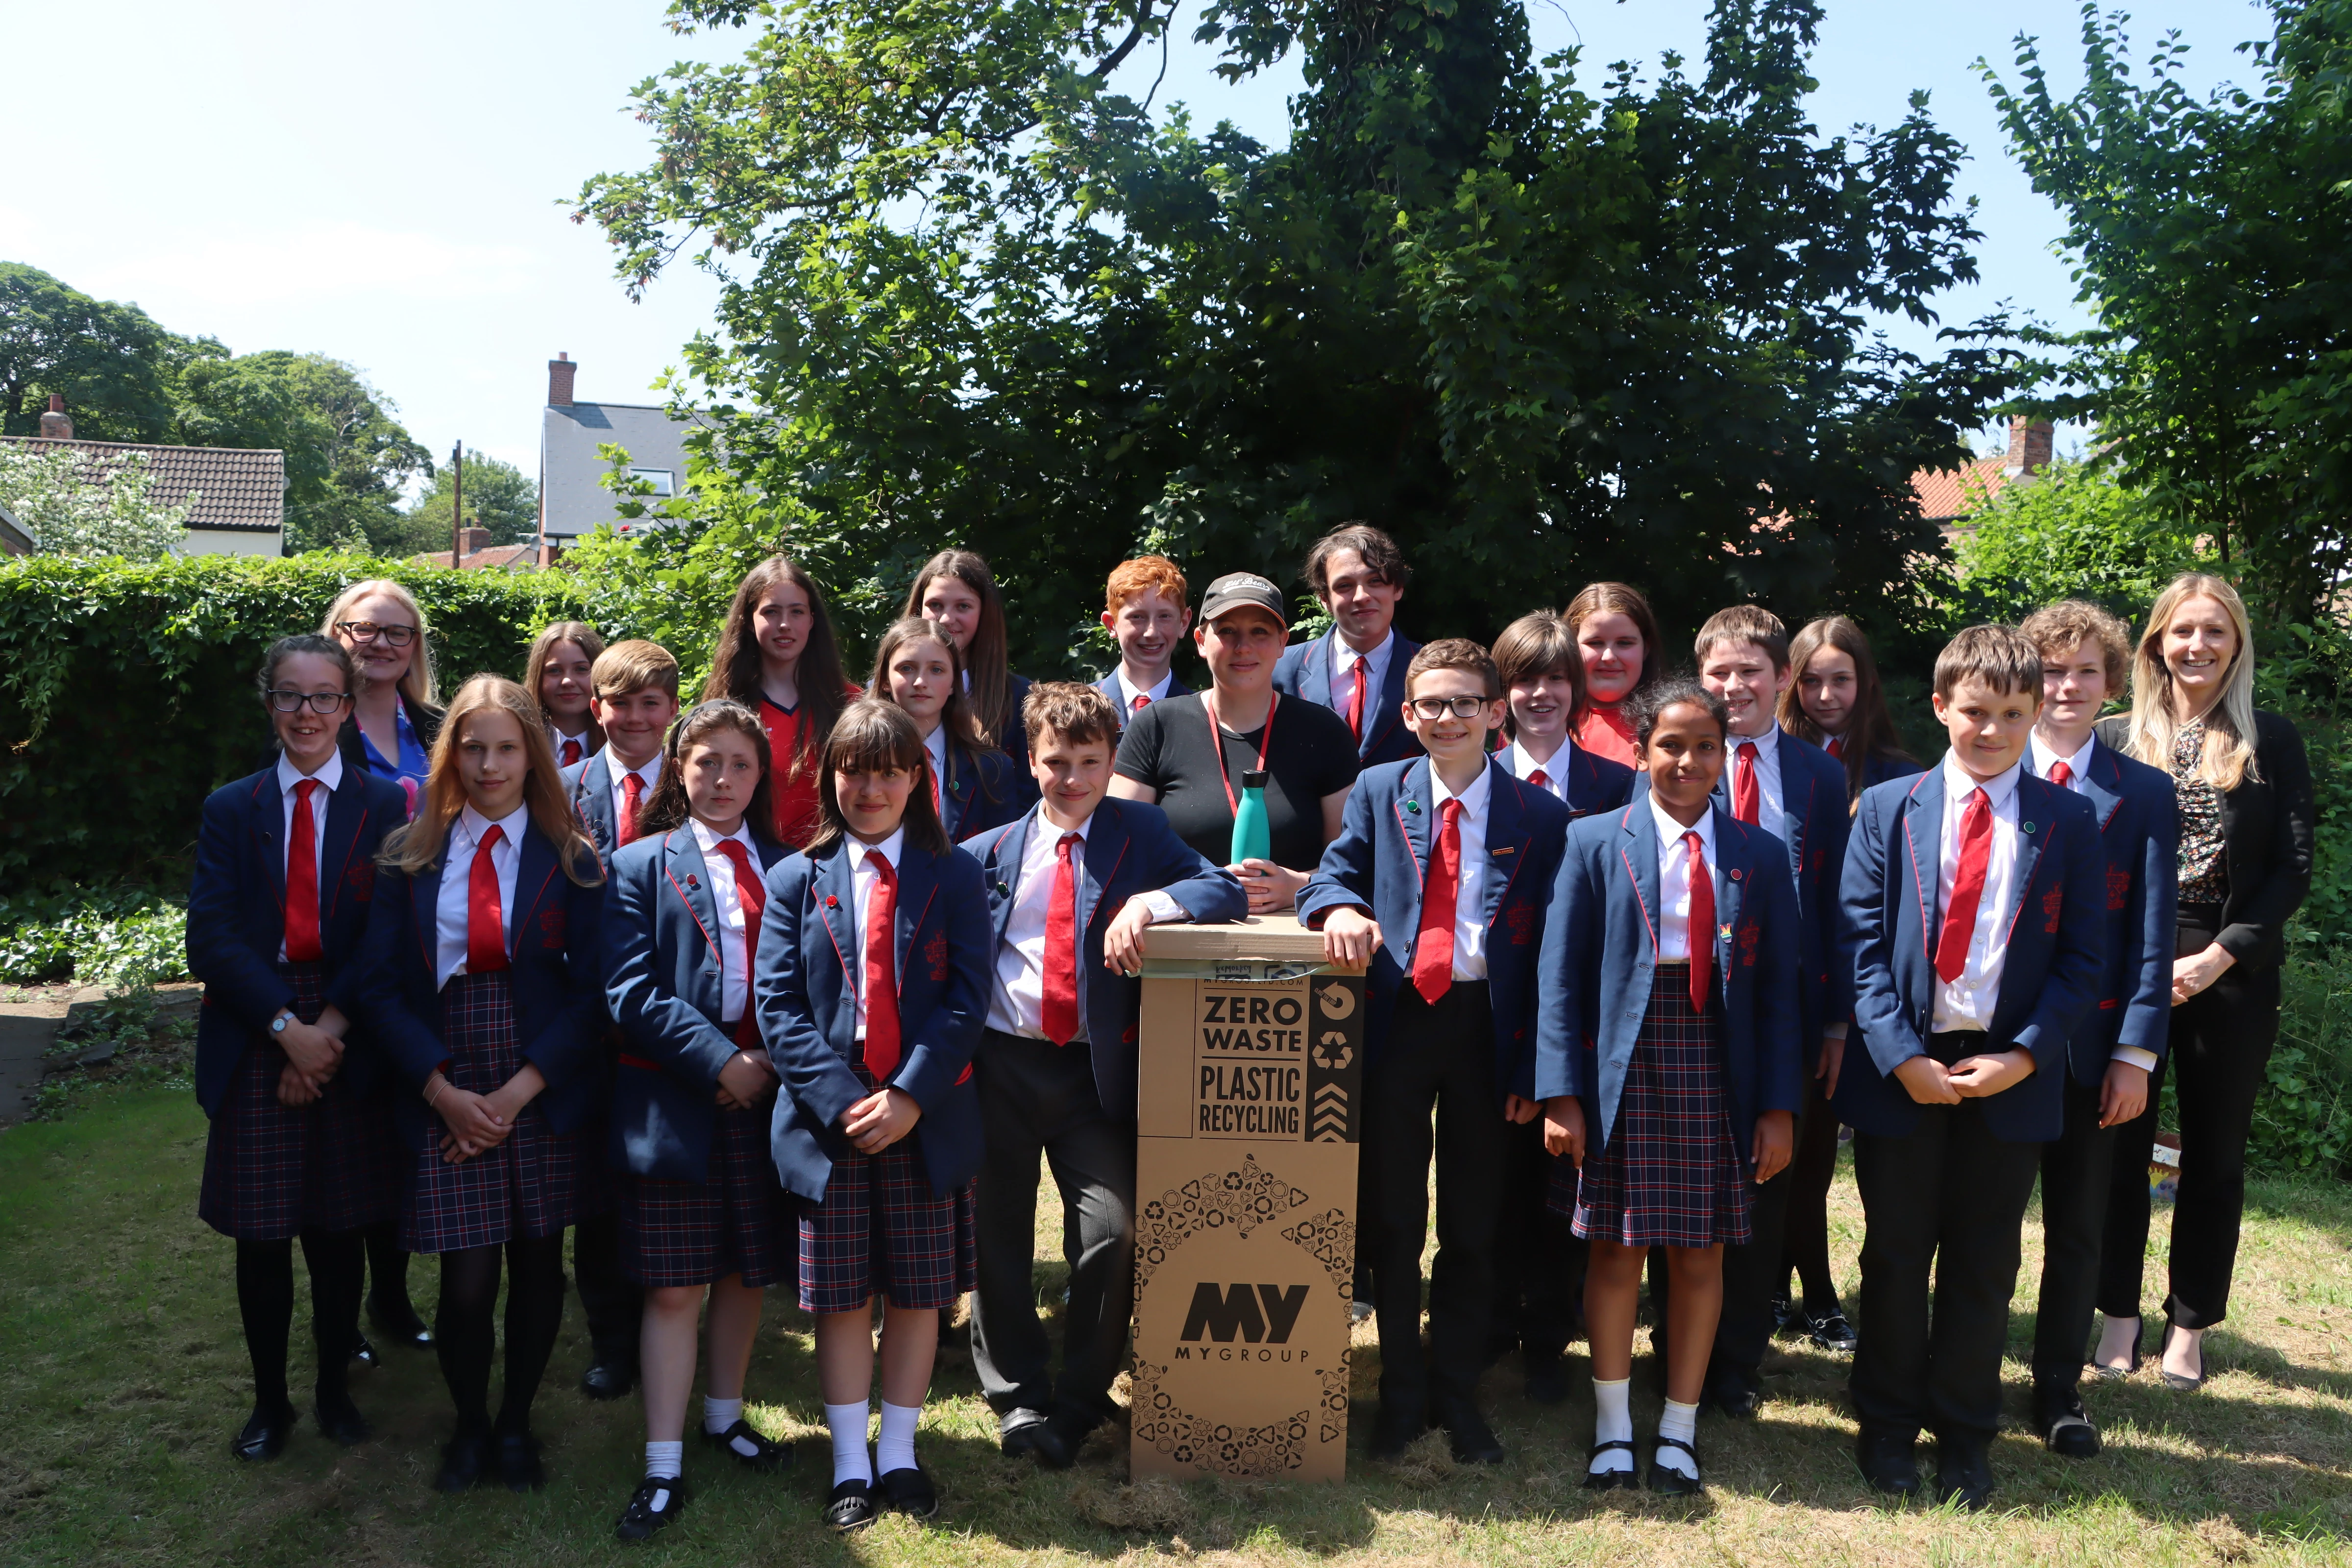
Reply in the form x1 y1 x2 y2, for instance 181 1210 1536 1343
321 770 367 920
1481 760 1526 930
2003 776 2052 937
1398 757 1433 881
411 857 444 969
1300 633 1337 712
1709 803 1747 977
665 827 724 966
893 844 937 979
1620 804 1664 954
251 775 286 911
1363 639 1411 759
2083 742 2126 833
1902 765 1946 955
514 827 559 958
813 845 861 991
1081 804 1132 933
989 814 1033 948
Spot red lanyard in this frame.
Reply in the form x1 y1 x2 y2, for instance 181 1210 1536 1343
1202 690 1278 818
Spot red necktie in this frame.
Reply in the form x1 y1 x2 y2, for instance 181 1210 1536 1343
1683 829 1714 1012
1041 833 1081 1044
1825 735 1844 760
1346 660 1369 741
562 737 583 767
1934 788 1994 984
1132 693 1150 714
1527 768 1550 790
1410 799 1463 1004
930 759 944 824
1732 741 1761 824
713 839 767 1050
2049 760 2075 789
285 779 323 962
618 771 645 846
466 824 509 974
858 847 901 1077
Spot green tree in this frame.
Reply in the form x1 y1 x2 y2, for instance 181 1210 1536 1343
575 0 2018 671
401 451 540 556
1951 458 2208 625
0 444 189 560
0 263 204 443
1985 0 2352 624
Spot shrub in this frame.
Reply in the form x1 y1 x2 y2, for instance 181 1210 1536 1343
1950 460 2208 626
0 886 188 988
2257 941 2352 1176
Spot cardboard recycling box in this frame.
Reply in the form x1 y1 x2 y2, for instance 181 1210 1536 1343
1129 916 1364 1482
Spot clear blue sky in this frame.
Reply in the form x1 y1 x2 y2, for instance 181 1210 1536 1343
1 0 2259 484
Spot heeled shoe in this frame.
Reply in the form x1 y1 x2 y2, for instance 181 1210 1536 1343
2158 1316 2205 1392
2093 1315 2143 1381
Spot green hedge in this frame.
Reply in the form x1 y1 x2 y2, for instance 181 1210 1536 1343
0 555 593 886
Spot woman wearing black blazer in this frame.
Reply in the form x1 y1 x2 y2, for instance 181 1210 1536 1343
2094 573 2313 1391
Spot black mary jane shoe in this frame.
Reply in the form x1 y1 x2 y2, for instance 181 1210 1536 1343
879 1462 940 1520
1805 1307 1859 1355
1644 1435 1704 1497
702 1418 793 1472
1582 1438 1640 1491
231 1402 298 1463
615 1475 689 1542
368 1292 434 1350
826 1477 879 1533
434 1427 491 1493
313 1390 372 1446
494 1426 547 1492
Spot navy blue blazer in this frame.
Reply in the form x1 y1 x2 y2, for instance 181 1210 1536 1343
1859 749 1926 793
1273 629 1425 767
1533 801 1805 1165
2033 739 2178 1082
1298 757 1570 1098
562 749 647 877
756 836 992 1200
357 822 608 1142
940 736 1032 841
1507 740 1637 819
187 762 411 1117
962 797 1247 1119
603 825 790 1181
1834 763 2107 1143
1095 670 1193 731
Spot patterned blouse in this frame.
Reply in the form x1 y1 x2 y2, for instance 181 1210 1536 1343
2171 719 2230 905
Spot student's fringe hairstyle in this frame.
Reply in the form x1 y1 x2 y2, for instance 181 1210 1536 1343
1629 678 1729 750
2123 572 2263 791
380 676 602 885
1562 580 1664 711
523 621 608 752
869 617 997 755
1403 637 1500 699
1491 612 1583 741
1105 555 1190 615
592 639 681 700
1021 681 1120 753
320 577 440 710
1692 605 1790 672
635 700 775 840
903 550 1016 748
806 699 951 860
1933 624 2044 702
1778 614 1913 802
702 555 854 787
256 634 356 706
1302 522 1412 597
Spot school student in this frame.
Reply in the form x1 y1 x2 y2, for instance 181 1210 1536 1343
905 549 1034 760
1688 606 1853 1416
1561 581 1664 768
1273 522 1425 766
702 555 859 849
1836 625 2105 1510
1097 554 1194 725
964 684 1246 1470
756 700 992 1530
359 676 609 1494
189 635 410 1461
2017 602 2177 1458
526 620 606 767
1301 639 1571 1463
602 702 797 1541
1536 680 1801 1494
870 615 1029 839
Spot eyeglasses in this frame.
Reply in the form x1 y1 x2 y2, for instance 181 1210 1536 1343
334 620 416 648
1410 695 1494 720
268 690 354 714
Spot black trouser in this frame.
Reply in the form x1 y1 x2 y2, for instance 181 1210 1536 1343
1366 985 1504 1416
1491 1116 1584 1365
572 1209 642 1367
1780 1065 1844 1312
1707 1091 1808 1392
2031 1074 2118 1406
1849 1034 2040 1443
969 1030 1136 1429
2100 913 2279 1330
236 1229 365 1412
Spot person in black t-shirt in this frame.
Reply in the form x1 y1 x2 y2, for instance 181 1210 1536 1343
1112 572 1359 911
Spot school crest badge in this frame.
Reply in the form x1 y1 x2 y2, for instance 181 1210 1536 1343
2042 883 2065 934
2107 865 2131 912
925 929 949 983
539 907 567 947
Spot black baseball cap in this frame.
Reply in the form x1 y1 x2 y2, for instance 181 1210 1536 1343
1199 572 1288 627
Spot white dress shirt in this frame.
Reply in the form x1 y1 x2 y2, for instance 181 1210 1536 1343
1502 736 1572 802
1725 721 1787 844
548 723 595 765
2030 733 2156 1072
1931 753 2024 1035
276 748 343 961
434 803 528 989
689 816 759 1026
987 813 1094 1041
1648 794 1718 963
1114 667 1176 714
1426 763 1491 981
1329 630 1395 716
848 829 905 1043
608 751 663 831
921 723 950 804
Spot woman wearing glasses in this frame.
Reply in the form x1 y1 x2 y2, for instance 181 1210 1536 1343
321 579 445 819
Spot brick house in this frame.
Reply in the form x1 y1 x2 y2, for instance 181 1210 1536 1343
0 396 286 556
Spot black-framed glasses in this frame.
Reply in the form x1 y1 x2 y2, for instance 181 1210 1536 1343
334 620 416 647
268 689 353 714
1410 695 1492 719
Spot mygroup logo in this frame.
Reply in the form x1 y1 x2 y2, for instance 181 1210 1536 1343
1177 1283 1312 1350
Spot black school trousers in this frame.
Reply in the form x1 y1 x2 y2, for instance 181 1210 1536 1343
2030 1074 2119 1404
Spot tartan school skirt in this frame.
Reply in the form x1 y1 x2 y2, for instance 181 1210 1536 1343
400 972 582 1254
620 1102 794 1290
798 1061 977 1316
199 961 400 1241
1549 963 1754 1249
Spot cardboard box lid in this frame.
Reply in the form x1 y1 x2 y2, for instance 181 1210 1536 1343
1142 915 1328 964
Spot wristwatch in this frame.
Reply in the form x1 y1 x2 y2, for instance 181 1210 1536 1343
270 1011 293 1035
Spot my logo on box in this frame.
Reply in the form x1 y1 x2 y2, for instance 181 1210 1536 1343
1178 1283 1310 1345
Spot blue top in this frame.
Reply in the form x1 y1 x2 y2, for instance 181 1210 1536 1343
361 699 432 818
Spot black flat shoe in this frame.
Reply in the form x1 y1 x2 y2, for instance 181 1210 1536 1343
1367 1403 1426 1460
826 1477 878 1532
347 1334 380 1370
879 1463 939 1520
615 1476 688 1542
2159 1314 2205 1392
1583 1438 1640 1491
999 1411 1052 1458
1707 1376 1762 1421
435 1428 490 1493
1768 1292 1798 1334
231 1402 297 1463
493 1426 546 1492
368 1293 433 1349
313 1391 371 1446
2038 1392 2102 1459
1855 1427 1921 1497
1805 1308 1859 1355
1435 1399 1504 1465
580 1358 638 1402
1933 1432 1994 1512
1645 1435 1703 1496
702 1418 792 1472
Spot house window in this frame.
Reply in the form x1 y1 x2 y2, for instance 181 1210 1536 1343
628 467 675 497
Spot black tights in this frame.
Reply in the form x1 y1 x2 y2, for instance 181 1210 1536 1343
363 1220 414 1313
234 1230 365 1413
434 1235 566 1433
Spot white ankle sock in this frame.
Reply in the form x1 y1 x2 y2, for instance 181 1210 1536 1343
643 1439 683 1481
826 1400 873 1487
1590 1377 1634 1473
876 1399 921 1475
703 1395 743 1435
1655 1398 1700 1477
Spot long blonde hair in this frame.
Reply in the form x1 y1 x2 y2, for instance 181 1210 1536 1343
321 578 441 711
2124 572 2262 791
381 675 602 884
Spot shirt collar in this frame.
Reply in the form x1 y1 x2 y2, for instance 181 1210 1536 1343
1506 735 1570 780
459 801 530 849
688 815 754 856
1941 751 2023 808
277 746 344 796
1038 808 1095 846
1118 668 1173 708
1728 721 1780 762
1333 629 1393 673
1428 759 1493 820
611 750 662 787
852 826 906 871
2030 730 2097 782
1647 790 1715 856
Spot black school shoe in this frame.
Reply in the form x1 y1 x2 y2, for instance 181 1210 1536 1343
434 1426 491 1493
1933 1430 1996 1512
580 1357 638 1402
1583 1438 1640 1491
2036 1389 2103 1459
879 1461 939 1520
703 1418 792 1472
368 1291 434 1349
615 1476 688 1542
827 1477 879 1532
1854 1426 1921 1497
494 1425 547 1492
313 1389 371 1446
1644 1435 1704 1496
1434 1398 1505 1465
231 1401 297 1463
1366 1402 1426 1460
1803 1307 1859 1355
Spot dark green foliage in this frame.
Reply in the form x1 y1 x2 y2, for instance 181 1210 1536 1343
2260 948 2352 1176
0 262 194 443
1951 461 2209 626
402 451 541 555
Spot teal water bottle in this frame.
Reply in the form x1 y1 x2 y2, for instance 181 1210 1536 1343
1231 769 1272 865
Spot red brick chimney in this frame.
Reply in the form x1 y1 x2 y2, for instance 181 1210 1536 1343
457 526 491 561
547 353 576 408
39 393 73 440
2007 416 2054 477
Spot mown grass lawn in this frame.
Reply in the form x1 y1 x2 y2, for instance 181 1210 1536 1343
1 1083 2348 1567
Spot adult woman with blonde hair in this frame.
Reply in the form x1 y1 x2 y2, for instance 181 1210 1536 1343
322 578 444 817
2092 573 2313 1392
